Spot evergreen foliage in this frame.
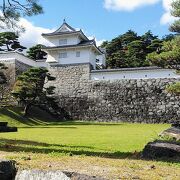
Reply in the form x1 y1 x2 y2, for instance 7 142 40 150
146 0 180 95
102 30 163 68
147 36 180 69
0 0 43 31
12 68 56 116
170 0 180 33
167 82 180 95
27 44 47 60
0 32 26 52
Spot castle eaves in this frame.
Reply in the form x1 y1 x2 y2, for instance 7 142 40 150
42 40 103 54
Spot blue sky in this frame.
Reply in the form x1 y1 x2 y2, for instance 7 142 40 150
18 0 175 48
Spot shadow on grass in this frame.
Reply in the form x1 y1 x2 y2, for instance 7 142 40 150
0 107 126 127
55 121 125 126
0 138 179 164
0 138 93 149
18 126 77 129
0 107 63 126
0 108 38 126
0 138 133 159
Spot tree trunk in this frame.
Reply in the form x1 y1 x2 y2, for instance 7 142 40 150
23 103 31 117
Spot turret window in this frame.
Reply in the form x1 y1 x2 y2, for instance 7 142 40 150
59 52 67 58
59 39 67 45
76 51 80 57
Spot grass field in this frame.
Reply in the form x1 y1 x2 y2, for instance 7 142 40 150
0 107 179 179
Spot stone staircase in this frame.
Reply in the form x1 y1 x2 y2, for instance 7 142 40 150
0 122 17 133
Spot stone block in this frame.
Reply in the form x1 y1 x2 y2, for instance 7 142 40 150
0 160 17 180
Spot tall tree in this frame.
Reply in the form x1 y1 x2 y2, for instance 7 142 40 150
126 40 147 67
147 0 180 68
146 0 180 95
105 30 162 68
141 30 158 46
0 0 43 30
0 32 26 51
162 34 176 41
169 0 180 33
147 37 180 69
12 68 56 116
27 44 47 60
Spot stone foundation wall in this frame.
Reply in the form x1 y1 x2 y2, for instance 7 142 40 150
0 59 32 106
48 64 180 123
0 59 32 85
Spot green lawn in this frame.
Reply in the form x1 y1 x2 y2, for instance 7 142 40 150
1 107 179 179
0 107 170 157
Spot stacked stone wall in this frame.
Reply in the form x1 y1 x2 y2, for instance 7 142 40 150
48 64 180 123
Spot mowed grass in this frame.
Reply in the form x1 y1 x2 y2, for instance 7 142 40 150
0 107 170 156
0 123 170 156
0 107 179 179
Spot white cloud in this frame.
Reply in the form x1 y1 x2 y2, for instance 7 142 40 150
104 0 177 25
104 0 160 11
18 18 54 49
88 36 105 46
17 19 105 50
160 0 176 25
96 39 106 46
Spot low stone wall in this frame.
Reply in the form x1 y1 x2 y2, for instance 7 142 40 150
48 64 180 123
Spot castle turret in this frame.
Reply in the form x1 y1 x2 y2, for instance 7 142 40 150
42 20 104 69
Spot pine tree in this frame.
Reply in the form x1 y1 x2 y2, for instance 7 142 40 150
0 32 26 52
12 68 56 116
27 44 47 60
169 0 180 33
0 0 43 31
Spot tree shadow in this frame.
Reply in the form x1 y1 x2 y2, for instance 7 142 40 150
0 138 93 149
0 107 63 126
0 138 179 164
55 121 125 126
0 145 132 159
0 107 126 127
0 138 133 159
18 126 77 129
0 108 37 126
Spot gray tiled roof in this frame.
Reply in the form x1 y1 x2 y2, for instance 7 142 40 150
91 66 167 73
56 22 76 32
42 40 103 54
42 21 76 36
42 30 81 37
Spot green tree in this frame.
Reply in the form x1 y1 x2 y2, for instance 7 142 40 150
106 51 127 68
169 0 180 33
167 82 180 95
105 30 140 68
27 44 47 60
162 34 176 41
146 0 180 95
126 40 148 67
147 37 180 69
12 68 56 116
0 0 43 30
100 41 108 48
141 30 158 46
120 30 139 47
0 32 26 51
146 0 180 69
105 29 163 68
146 39 163 53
